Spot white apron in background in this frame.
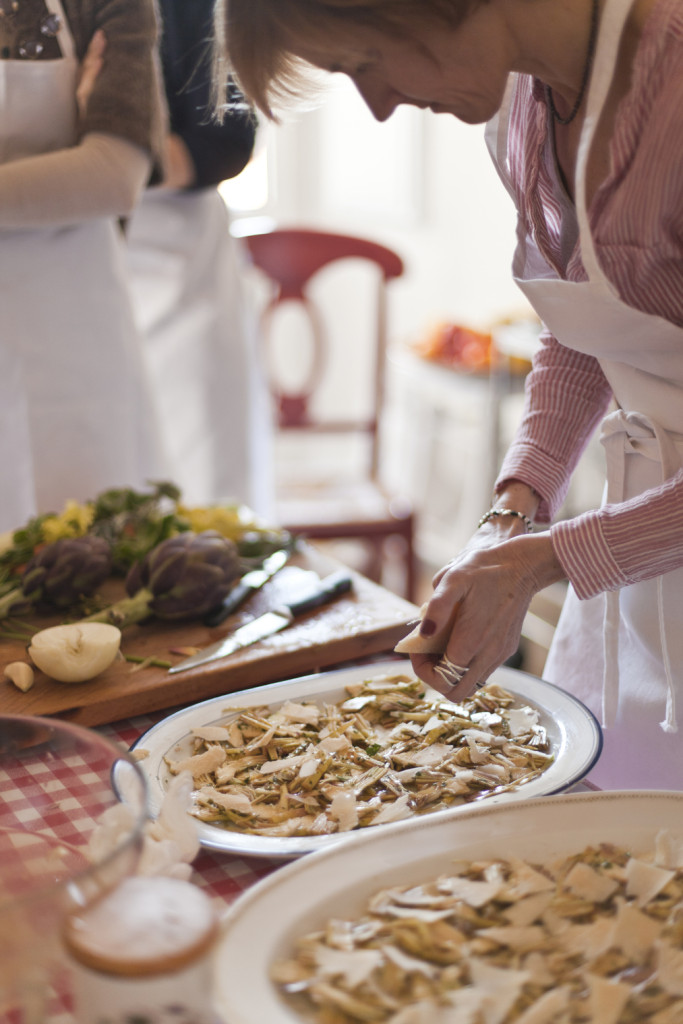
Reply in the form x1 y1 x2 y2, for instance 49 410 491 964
486 0 683 790
125 188 273 516
0 0 166 533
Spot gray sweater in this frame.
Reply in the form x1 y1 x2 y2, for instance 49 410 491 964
1 0 166 180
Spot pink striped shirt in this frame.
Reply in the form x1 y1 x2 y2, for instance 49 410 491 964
495 0 683 600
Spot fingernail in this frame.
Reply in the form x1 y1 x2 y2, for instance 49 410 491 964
420 618 437 637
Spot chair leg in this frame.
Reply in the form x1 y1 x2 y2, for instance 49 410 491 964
363 538 385 586
404 527 417 606
377 530 417 604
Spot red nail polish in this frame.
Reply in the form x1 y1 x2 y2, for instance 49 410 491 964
420 618 437 637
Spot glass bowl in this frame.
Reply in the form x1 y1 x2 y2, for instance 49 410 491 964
0 714 148 1019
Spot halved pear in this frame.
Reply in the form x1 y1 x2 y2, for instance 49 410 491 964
28 623 121 683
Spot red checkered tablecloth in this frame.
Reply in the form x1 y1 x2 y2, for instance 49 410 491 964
99 712 281 901
1 708 282 1024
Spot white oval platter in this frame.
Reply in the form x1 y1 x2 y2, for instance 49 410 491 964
131 658 602 859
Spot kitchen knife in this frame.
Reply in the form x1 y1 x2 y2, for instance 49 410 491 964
168 569 353 674
202 548 290 627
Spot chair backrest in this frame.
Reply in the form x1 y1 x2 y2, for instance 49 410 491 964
233 222 404 481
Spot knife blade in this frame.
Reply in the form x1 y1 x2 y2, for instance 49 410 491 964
168 569 353 674
202 548 290 627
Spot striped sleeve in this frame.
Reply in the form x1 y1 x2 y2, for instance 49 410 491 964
551 471 683 598
495 331 613 522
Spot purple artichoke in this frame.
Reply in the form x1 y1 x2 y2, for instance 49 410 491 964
85 531 241 629
0 536 112 619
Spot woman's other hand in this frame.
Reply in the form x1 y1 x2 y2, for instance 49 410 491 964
77 29 106 120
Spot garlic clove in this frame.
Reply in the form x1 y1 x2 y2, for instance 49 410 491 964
4 661 35 692
28 623 122 683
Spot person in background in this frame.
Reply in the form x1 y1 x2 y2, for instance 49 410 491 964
216 0 683 790
0 0 168 534
125 0 273 515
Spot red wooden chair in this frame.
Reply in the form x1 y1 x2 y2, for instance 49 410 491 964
232 220 417 601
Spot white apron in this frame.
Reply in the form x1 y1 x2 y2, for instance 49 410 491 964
486 0 683 790
0 0 166 532
125 187 273 515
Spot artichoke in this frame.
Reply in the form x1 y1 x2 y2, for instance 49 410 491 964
84 531 241 629
0 536 112 620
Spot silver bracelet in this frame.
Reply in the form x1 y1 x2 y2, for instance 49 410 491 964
478 508 534 533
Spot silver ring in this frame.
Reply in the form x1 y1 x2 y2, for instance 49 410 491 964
434 655 468 688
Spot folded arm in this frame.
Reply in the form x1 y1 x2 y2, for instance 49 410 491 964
0 133 151 229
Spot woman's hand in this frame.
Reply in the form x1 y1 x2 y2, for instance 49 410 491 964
76 29 106 120
409 525 565 699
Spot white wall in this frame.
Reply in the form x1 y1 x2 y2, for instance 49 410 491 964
231 76 533 343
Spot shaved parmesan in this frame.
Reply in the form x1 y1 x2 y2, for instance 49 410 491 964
190 725 232 742
313 945 383 987
655 942 683 996
505 707 540 736
467 958 531 1024
166 745 226 780
514 985 571 1024
317 735 352 754
372 794 412 824
328 791 358 832
559 916 614 961
564 861 620 903
195 786 251 814
502 859 555 899
393 744 453 768
258 752 308 775
502 891 553 927
625 856 675 906
610 900 662 962
585 974 632 1024
299 757 321 779
278 700 321 724
437 875 504 908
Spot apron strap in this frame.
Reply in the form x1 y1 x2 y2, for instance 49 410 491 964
575 0 636 288
599 408 682 732
658 575 678 733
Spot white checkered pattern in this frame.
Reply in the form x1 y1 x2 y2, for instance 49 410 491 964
1 707 281 1023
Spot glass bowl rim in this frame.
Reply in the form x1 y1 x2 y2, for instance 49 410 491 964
0 712 149 912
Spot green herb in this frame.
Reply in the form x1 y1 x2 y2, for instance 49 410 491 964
88 481 189 574
125 654 172 670
0 514 51 575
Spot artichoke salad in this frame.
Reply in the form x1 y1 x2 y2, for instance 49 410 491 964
272 834 683 1024
164 675 554 839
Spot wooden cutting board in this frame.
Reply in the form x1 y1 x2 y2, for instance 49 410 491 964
0 546 417 727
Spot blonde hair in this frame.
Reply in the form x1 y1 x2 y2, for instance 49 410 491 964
214 0 478 119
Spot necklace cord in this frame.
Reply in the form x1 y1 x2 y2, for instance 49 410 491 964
546 0 601 125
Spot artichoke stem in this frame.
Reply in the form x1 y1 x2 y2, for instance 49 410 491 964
82 587 155 629
0 587 26 621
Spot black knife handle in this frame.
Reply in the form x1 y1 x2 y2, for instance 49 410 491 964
285 570 353 617
203 581 252 628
